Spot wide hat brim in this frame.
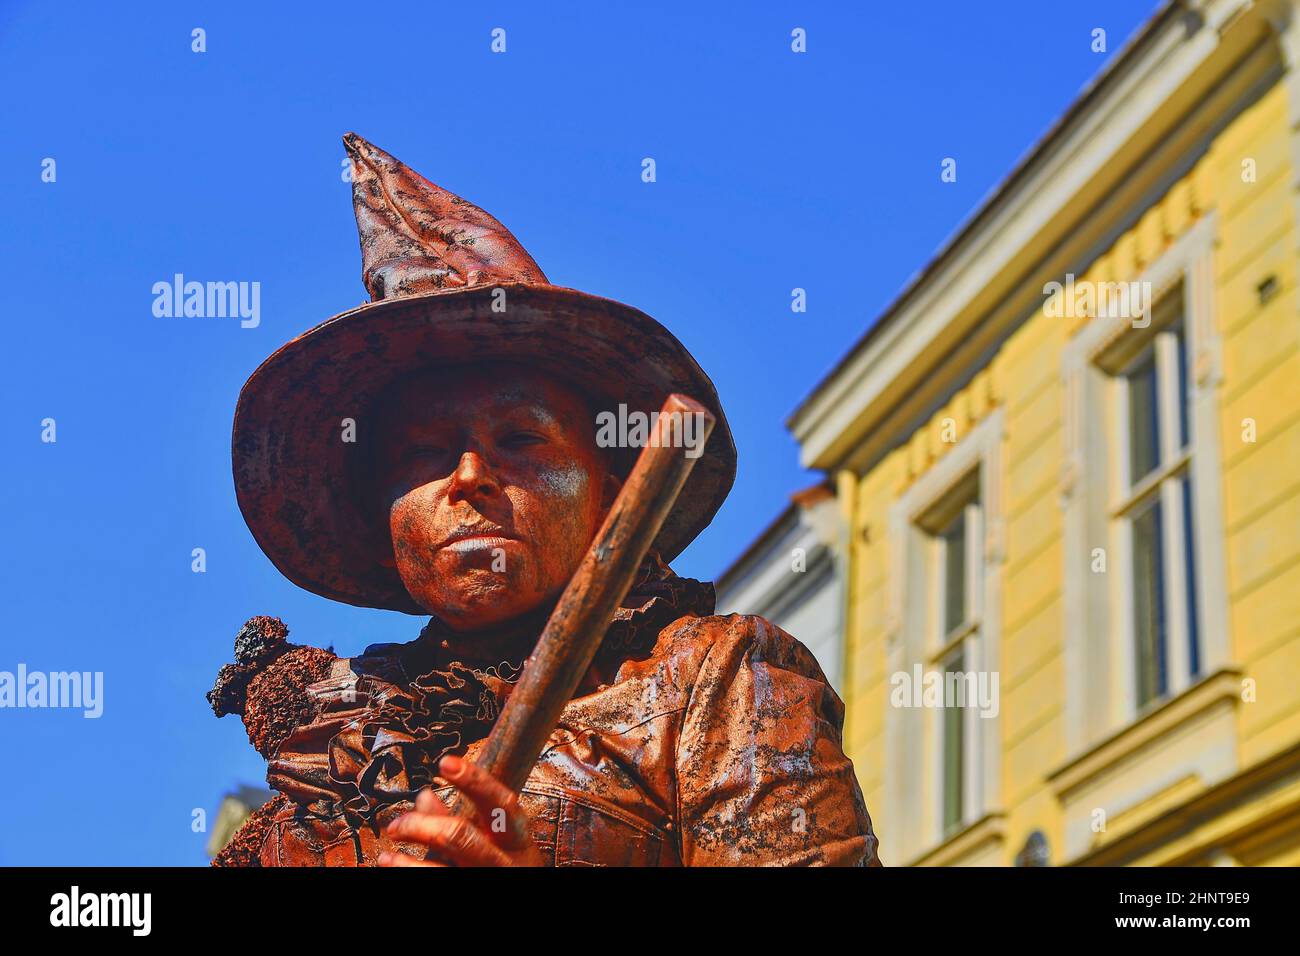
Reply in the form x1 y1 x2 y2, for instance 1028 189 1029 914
232 282 736 614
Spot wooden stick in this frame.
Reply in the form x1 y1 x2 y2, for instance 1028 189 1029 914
470 393 715 795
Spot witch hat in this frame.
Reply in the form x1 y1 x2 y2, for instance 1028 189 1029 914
231 134 736 613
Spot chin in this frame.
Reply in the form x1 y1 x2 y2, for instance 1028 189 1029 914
413 574 537 630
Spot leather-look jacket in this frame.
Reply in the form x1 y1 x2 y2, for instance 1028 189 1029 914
211 561 882 867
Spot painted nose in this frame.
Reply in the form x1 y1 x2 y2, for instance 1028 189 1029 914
447 450 500 504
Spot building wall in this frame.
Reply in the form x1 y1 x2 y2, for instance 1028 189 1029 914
715 495 847 693
838 72 1300 866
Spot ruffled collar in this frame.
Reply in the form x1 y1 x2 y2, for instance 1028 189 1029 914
267 554 713 823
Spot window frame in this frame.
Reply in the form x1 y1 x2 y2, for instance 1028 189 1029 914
886 409 1005 859
1059 212 1229 754
919 472 982 837
1108 313 1200 712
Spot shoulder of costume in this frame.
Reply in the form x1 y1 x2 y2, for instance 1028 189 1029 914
642 611 825 679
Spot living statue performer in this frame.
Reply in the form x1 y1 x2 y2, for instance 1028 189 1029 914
208 133 883 867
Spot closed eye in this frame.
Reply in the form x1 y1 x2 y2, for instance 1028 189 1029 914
501 431 547 449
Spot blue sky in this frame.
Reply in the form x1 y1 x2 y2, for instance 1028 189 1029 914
0 1 1156 864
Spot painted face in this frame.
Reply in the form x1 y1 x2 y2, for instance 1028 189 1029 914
372 363 620 631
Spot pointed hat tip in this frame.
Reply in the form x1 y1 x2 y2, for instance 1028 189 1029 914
341 131 549 297
342 132 401 171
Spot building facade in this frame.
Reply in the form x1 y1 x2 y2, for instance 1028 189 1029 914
788 0 1300 865
714 484 848 692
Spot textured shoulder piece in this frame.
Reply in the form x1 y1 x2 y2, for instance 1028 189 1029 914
631 611 787 667
674 612 876 866
207 616 338 759
710 613 829 668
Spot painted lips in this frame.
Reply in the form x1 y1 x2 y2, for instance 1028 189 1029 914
443 534 515 554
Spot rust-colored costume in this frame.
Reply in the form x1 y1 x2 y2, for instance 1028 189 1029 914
211 558 881 866
217 134 883 866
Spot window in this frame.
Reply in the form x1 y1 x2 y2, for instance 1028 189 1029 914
919 472 981 836
1055 211 1236 858
886 409 1003 861
1060 214 1229 756
940 648 965 834
942 509 968 637
1110 309 1200 712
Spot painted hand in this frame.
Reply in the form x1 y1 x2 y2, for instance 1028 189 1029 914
378 754 545 867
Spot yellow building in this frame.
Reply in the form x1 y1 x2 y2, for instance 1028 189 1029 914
788 0 1300 866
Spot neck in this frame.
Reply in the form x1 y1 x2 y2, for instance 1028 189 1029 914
417 600 555 669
